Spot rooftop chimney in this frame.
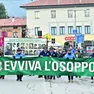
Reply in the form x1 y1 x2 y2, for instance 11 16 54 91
12 17 15 22
79 0 81 3
56 0 60 4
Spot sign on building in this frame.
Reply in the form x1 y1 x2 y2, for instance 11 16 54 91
86 46 94 53
73 30 77 34
65 36 75 41
76 34 84 44
4 38 46 57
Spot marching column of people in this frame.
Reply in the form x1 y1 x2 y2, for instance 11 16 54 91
38 46 85 82
2 45 94 83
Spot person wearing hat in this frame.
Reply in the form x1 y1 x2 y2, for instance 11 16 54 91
39 46 51 80
39 47 51 57
64 49 75 59
49 47 57 80
49 47 57 57
13 48 25 81
64 49 75 83
13 48 24 59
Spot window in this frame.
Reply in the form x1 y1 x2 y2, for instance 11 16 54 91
35 11 40 19
35 27 40 36
85 25 90 34
13 32 18 38
59 26 65 35
13 26 18 29
51 27 57 35
76 26 82 34
51 10 56 18
85 9 90 17
68 10 73 18
68 26 73 34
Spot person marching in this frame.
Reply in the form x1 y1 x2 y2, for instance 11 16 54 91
39 47 51 57
64 49 75 83
49 47 57 80
75 49 82 78
13 48 25 81
58 50 66 58
89 49 94 83
39 47 51 80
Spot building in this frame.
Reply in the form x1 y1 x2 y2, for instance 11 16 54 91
0 17 26 38
21 0 94 51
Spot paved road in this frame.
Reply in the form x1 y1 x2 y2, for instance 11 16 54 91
0 76 94 94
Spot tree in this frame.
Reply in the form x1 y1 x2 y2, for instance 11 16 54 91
0 3 8 19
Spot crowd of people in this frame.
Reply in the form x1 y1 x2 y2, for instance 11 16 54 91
0 46 94 83
39 46 84 83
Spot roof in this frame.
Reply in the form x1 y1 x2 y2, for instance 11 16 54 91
21 0 94 8
0 18 26 27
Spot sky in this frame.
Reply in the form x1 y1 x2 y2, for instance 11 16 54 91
0 0 33 17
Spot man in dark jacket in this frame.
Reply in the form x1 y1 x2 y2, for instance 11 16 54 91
39 47 51 80
49 47 57 57
49 47 57 80
39 47 51 57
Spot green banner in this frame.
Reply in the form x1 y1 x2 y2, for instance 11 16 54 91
0 57 94 76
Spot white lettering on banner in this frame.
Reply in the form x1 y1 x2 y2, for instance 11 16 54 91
74 62 81 72
59 62 66 72
10 61 17 70
4 61 10 71
89 62 94 72
45 61 51 71
82 62 88 72
34 61 42 71
25 61 28 70
18 61 25 70
28 61 35 70
3 61 94 73
52 61 58 71
67 62 74 72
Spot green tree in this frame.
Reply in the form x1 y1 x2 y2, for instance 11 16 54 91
0 3 8 19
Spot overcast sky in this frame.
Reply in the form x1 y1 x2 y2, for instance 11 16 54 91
0 0 33 17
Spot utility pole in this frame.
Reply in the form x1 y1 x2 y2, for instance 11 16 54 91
74 8 85 48
92 40 94 47
46 37 49 50
74 8 77 48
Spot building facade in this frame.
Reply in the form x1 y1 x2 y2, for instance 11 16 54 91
21 0 94 48
0 18 26 38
